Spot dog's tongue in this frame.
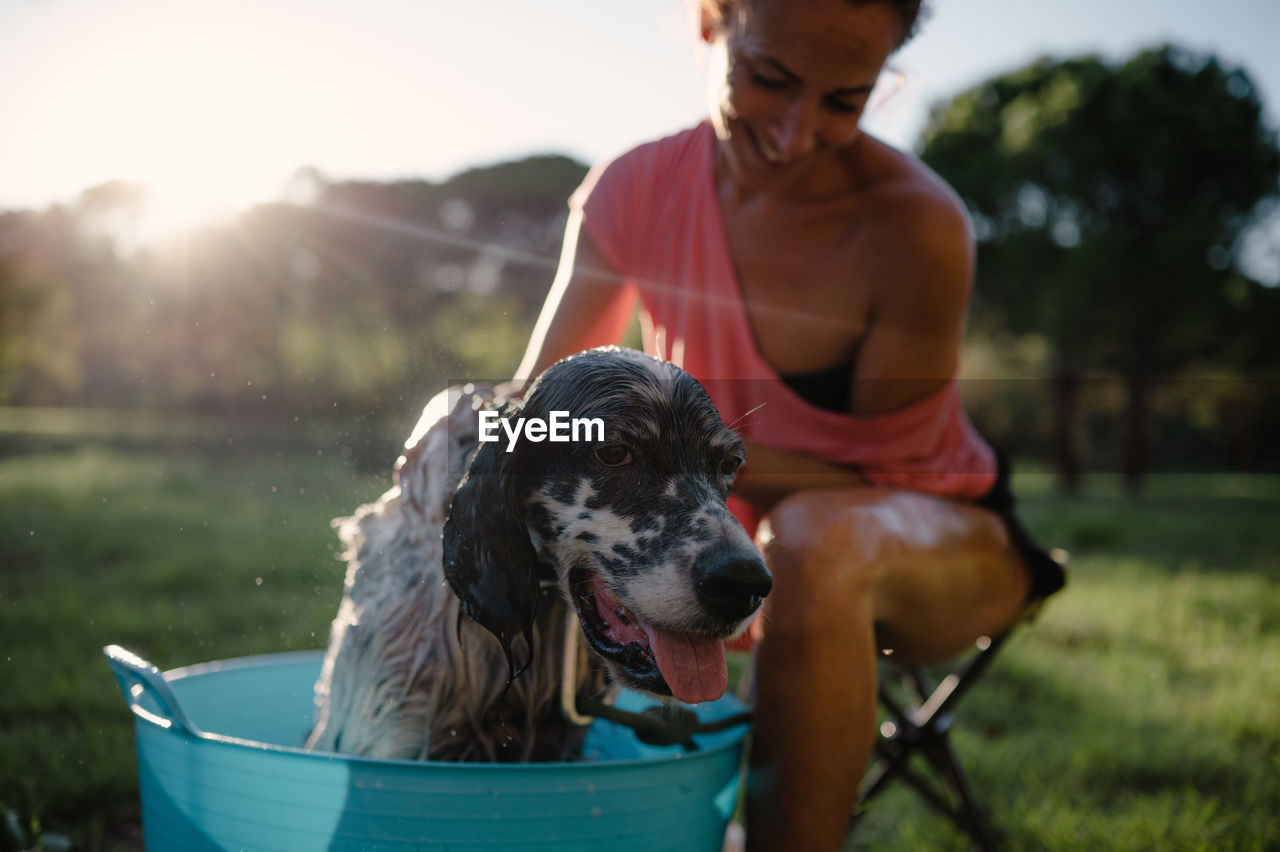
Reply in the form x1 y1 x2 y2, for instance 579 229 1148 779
588 574 727 704
642 624 727 705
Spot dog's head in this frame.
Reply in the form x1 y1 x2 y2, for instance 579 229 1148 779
443 347 770 704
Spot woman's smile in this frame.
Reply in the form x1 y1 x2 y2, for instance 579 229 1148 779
706 0 899 197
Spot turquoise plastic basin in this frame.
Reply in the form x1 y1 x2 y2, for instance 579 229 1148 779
104 645 747 851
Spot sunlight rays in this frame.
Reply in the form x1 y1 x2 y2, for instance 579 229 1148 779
9 0 306 239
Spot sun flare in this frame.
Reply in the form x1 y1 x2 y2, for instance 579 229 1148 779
130 172 258 246
7 0 299 246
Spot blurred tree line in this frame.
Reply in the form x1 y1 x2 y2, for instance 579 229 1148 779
0 155 587 421
1 44 1278 489
922 45 1280 490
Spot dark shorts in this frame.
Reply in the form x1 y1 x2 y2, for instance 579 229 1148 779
975 450 1066 601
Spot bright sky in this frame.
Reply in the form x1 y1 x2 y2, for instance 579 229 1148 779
2 0 1278 215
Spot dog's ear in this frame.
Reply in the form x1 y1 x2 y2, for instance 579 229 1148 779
442 421 541 682
397 386 487 539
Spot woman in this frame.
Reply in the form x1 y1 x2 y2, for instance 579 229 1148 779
516 0 1056 848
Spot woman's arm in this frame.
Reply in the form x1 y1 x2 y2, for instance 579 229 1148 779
733 438 869 511
735 182 974 511
848 177 976 414
514 209 636 386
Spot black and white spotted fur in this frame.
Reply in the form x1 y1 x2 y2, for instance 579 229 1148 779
307 347 770 762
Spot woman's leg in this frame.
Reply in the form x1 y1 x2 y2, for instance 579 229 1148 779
744 487 1031 852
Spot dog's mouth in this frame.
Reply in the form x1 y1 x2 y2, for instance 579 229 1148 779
571 568 727 705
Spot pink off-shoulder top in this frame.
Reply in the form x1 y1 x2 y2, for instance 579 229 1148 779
571 121 997 535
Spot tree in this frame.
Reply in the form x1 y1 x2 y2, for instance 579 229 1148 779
0 153 588 415
921 46 1280 492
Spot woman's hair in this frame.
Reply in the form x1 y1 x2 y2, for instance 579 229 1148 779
701 0 930 50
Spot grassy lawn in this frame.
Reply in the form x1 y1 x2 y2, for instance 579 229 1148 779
851 475 1280 850
2 418 1278 850
0 419 391 850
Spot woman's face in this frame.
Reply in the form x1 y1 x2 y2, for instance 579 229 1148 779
706 0 900 195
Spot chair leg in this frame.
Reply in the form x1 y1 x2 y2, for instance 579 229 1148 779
922 736 999 851
852 637 1014 849
850 575 1063 847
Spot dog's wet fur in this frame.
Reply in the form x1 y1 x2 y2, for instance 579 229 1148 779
307 347 769 762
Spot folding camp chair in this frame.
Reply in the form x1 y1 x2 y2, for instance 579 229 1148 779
851 549 1068 850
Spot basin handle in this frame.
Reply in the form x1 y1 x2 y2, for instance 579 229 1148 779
103 645 205 738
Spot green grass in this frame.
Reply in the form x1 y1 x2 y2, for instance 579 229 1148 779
1 436 388 850
2 423 1278 850
850 476 1280 850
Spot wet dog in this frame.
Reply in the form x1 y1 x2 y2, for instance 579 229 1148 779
307 348 770 761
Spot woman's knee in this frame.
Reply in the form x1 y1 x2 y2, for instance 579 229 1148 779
755 489 886 632
759 486 911 564
758 487 887 548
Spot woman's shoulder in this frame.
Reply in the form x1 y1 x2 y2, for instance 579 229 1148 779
574 121 711 211
856 135 972 245
844 137 976 323
599 122 712 184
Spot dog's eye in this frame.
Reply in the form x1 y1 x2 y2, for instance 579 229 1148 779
594 444 633 467
719 455 744 477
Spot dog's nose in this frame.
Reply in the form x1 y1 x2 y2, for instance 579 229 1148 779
694 548 773 622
